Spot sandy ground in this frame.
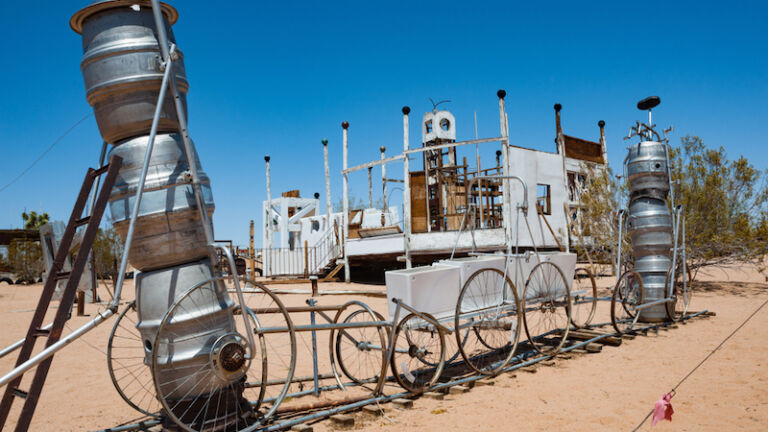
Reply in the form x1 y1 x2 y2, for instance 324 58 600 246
0 263 765 431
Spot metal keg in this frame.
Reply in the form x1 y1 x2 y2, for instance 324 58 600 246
135 259 246 422
108 133 214 271
626 141 670 194
71 1 188 144
627 197 673 257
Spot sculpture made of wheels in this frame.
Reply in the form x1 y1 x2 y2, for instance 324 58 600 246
570 267 597 329
611 271 644 334
522 262 572 356
330 302 388 391
454 268 521 375
390 312 446 393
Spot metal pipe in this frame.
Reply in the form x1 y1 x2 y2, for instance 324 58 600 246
0 309 114 388
367 167 373 208
149 0 215 253
402 106 412 268
215 244 256 358
109 44 176 309
0 323 53 360
307 298 320 397
257 320 390 334
497 90 512 247
341 121 350 283
322 139 332 219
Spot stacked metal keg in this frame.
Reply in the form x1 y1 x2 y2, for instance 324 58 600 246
71 0 246 422
625 97 674 322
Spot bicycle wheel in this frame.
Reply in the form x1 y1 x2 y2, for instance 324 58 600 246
390 313 445 393
570 268 597 328
107 301 161 417
665 262 691 321
455 268 521 375
523 261 572 356
611 271 644 334
333 305 387 386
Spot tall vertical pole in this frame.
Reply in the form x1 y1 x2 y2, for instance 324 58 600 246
497 90 512 247
598 120 608 165
402 106 412 268
380 146 387 211
341 122 351 283
474 111 484 228
264 155 272 277
249 220 255 281
322 139 332 220
367 167 373 208
555 103 569 252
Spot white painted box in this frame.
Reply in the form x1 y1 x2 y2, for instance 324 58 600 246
384 264 461 321
435 255 507 288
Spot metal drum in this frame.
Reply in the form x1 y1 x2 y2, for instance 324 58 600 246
108 133 214 271
627 198 673 257
71 1 188 144
135 259 245 421
627 141 669 194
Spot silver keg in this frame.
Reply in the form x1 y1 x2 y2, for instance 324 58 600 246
108 133 214 271
628 197 673 257
71 1 188 144
626 141 670 194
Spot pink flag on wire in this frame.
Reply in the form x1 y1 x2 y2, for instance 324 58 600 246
651 393 674 426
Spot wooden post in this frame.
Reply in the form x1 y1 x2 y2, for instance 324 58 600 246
264 155 272 277
497 89 512 247
322 139 332 219
249 220 255 280
76 290 85 316
402 106 412 268
380 146 387 211
368 167 373 208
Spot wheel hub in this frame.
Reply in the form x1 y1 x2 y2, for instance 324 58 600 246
210 333 249 380
220 342 246 372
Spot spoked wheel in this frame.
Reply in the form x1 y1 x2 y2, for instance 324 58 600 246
665 262 691 321
454 268 521 375
331 302 387 390
107 301 161 417
570 268 597 329
390 313 446 393
523 262 572 356
611 271 644 334
237 279 296 420
152 277 294 432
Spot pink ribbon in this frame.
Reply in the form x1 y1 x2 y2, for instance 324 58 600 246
651 393 674 426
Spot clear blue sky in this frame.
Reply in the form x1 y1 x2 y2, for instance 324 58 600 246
0 1 766 248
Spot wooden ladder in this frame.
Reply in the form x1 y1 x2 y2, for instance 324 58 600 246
0 157 122 432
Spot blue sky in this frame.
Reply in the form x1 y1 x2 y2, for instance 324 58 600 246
0 1 766 247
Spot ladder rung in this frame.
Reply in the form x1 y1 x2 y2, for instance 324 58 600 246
55 272 71 281
11 388 28 399
90 165 110 177
74 216 91 227
33 328 50 337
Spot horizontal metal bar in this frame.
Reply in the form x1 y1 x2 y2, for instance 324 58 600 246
0 323 53 359
394 300 453 334
258 320 390 334
245 372 338 388
343 154 405 174
403 137 503 155
635 297 674 310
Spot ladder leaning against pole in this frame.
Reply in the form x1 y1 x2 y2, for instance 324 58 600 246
0 156 122 432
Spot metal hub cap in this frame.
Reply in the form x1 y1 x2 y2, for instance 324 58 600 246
220 342 246 372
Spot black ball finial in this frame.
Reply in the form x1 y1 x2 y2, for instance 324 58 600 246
314 192 320 199
497 89 506 99
495 150 502 157
380 146 386 153
264 155 270 162
322 138 328 146
341 121 349 129
554 103 562 112
402 106 411 115
598 120 605 128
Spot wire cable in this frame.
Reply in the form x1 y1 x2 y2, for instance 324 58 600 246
0 112 93 193
631 297 768 431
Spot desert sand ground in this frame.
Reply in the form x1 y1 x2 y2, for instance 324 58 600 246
0 264 766 431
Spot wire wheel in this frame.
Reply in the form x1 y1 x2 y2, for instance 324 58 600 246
390 313 445 393
611 271 644 334
665 262 691 321
454 268 521 375
152 277 294 432
570 267 597 328
237 279 296 421
107 301 161 417
523 261 572 356
332 304 387 387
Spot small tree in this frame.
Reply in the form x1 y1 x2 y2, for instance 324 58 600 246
22 211 50 229
8 239 43 283
670 136 768 277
